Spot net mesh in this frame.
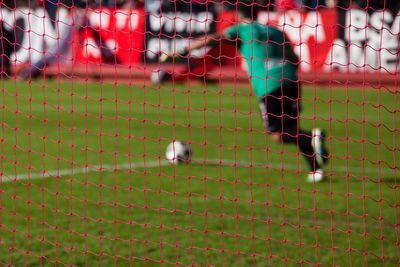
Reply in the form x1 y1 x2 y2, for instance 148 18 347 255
0 0 399 266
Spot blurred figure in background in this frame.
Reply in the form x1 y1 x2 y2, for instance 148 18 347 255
0 0 17 76
17 0 78 79
0 19 14 77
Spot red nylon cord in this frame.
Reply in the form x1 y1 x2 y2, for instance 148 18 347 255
0 1 399 266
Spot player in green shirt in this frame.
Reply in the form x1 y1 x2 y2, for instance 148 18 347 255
162 3 329 182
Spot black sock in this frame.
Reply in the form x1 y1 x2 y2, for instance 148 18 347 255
281 129 320 172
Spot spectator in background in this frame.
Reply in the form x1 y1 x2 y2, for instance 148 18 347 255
0 0 17 76
18 1 76 79
0 20 14 77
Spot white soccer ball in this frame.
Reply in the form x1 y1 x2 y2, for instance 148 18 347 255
165 141 191 164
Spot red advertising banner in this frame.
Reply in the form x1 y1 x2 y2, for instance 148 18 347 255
72 8 337 72
8 6 396 78
258 9 337 72
73 8 145 65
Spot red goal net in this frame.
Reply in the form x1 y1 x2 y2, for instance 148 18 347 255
0 0 398 266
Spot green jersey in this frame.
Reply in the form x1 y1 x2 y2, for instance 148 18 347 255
224 22 298 98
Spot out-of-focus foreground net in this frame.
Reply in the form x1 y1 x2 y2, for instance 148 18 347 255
0 1 398 266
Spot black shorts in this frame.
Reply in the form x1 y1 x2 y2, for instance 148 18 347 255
259 81 301 133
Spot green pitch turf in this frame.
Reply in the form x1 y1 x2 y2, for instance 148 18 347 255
0 79 398 266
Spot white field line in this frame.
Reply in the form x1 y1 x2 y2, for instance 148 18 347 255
1 160 169 182
1 158 398 183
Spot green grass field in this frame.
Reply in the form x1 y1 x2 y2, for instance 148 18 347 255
0 78 398 266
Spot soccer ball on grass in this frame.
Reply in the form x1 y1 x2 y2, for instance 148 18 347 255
165 141 191 164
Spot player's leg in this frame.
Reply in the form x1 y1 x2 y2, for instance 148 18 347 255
151 57 205 84
281 81 329 181
151 47 217 84
260 88 318 170
259 83 325 182
281 82 320 171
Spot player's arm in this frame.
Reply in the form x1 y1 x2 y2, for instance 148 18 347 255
160 31 235 63
188 32 227 50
